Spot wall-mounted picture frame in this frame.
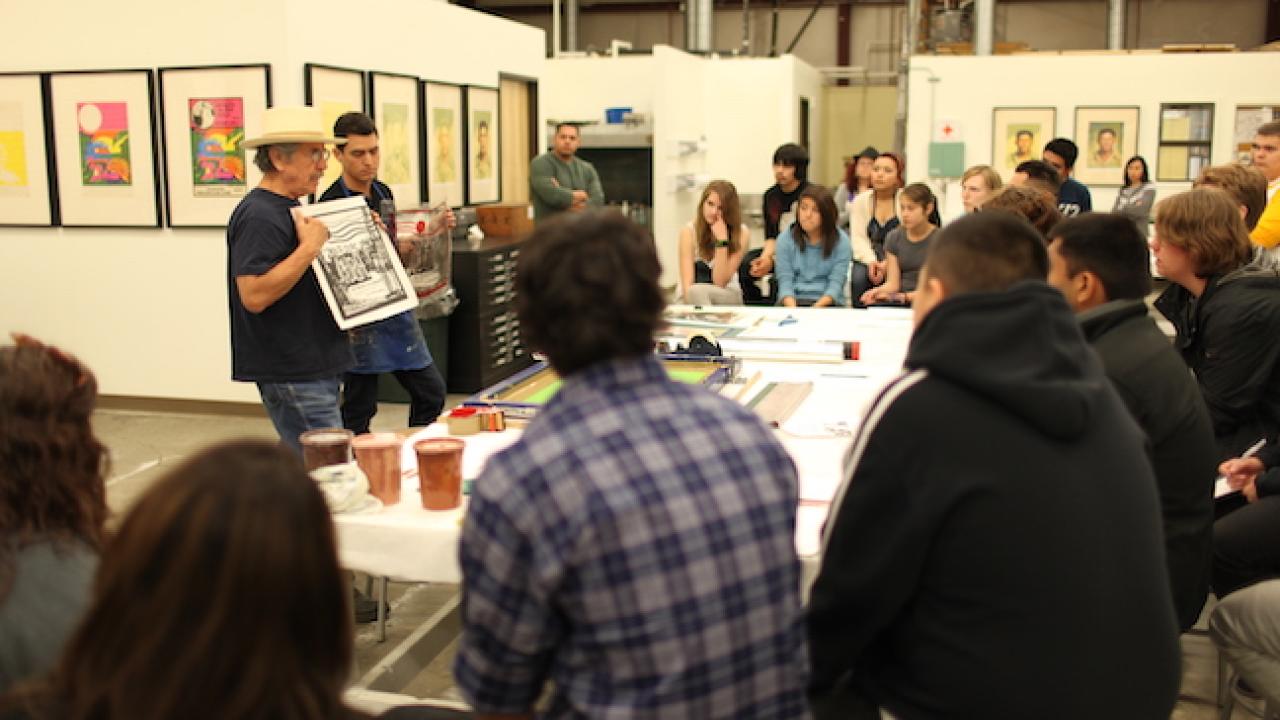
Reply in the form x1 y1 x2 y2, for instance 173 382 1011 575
48 69 161 227
0 72 56 226
1235 105 1280 163
465 85 500 205
1157 103 1214 183
991 106 1056 181
304 64 366 198
158 64 271 227
422 80 463 207
1072 106 1139 187
368 71 422 206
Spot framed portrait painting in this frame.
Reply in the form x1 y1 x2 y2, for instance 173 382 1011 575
369 71 422 206
304 64 366 197
0 72 55 226
465 85 500 205
991 107 1056 181
158 64 271 227
422 80 463 207
1073 106 1139 187
48 69 161 227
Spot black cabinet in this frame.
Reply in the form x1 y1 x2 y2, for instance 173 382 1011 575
447 236 534 393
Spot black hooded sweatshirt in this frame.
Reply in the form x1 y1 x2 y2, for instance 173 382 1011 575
807 281 1181 720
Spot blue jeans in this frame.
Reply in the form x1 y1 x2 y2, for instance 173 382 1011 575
256 378 343 455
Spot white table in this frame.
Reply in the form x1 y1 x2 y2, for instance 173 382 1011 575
333 305 913 583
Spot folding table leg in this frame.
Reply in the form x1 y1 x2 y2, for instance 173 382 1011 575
378 576 389 643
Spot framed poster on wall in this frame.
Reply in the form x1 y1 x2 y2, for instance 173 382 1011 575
465 85 500 205
1235 105 1280 163
304 64 365 197
991 107 1056 181
1072 106 1139 187
158 64 271 227
0 72 55 226
1156 103 1213 182
48 69 161 227
368 71 422 206
422 80 463 207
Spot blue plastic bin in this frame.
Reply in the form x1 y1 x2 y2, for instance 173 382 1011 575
605 107 632 124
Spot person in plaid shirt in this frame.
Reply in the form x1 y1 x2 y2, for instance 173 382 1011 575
454 211 809 719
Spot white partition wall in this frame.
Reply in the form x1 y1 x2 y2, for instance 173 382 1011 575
543 48 824 290
0 0 545 403
904 52 1280 222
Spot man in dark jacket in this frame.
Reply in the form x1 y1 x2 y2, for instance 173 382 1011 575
1047 213 1216 631
807 212 1181 720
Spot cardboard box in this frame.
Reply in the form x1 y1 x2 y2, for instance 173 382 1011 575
476 204 534 238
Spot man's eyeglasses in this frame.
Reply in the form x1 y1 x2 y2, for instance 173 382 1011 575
309 149 331 164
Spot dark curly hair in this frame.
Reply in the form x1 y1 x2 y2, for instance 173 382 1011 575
516 211 664 376
0 335 108 600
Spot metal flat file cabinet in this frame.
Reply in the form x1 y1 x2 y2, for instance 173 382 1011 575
447 235 534 393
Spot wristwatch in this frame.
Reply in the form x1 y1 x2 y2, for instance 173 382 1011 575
715 238 730 248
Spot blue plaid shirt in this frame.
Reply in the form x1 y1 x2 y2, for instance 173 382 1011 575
455 354 810 719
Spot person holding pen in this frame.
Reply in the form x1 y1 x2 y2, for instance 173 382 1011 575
1214 439 1280 598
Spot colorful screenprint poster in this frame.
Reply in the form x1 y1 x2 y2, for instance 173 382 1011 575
188 97 246 198
472 109 492 180
77 101 131 186
380 102 411 185
0 102 29 192
432 107 457 184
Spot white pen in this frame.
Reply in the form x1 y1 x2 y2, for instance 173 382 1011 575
1214 438 1268 498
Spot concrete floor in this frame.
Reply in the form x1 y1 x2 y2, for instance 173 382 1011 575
95 400 1264 717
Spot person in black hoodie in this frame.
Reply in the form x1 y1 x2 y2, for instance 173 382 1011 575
1046 213 1216 631
807 212 1181 720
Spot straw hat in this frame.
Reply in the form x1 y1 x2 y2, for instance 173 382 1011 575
243 106 346 149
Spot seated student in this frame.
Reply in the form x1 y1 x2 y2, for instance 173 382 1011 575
0 439 368 720
860 182 938 306
835 146 878 230
1152 188 1280 463
1196 163 1268 232
1044 137 1093 216
984 184 1064 239
959 164 1002 213
848 152 906 297
679 180 748 305
807 212 1181 719
455 211 808 718
775 185 853 307
739 143 812 305
1046 214 1217 632
0 336 105 694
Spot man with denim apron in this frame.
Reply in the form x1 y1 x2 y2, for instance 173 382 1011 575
319 112 448 433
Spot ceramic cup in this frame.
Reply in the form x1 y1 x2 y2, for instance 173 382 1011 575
352 433 403 506
414 438 465 510
299 428 354 472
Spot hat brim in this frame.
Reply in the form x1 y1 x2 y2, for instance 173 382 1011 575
242 133 347 149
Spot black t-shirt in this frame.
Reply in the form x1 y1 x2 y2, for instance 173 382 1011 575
318 177 393 211
226 188 351 382
763 181 810 240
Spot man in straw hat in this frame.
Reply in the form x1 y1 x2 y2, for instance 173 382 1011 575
227 106 352 453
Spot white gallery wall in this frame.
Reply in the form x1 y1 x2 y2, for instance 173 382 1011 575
0 0 545 403
541 48 823 290
904 51 1280 221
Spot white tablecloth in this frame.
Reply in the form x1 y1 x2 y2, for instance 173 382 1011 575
333 306 914 583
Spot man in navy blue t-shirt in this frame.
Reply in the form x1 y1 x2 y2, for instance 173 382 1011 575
1044 137 1093 217
228 106 352 452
